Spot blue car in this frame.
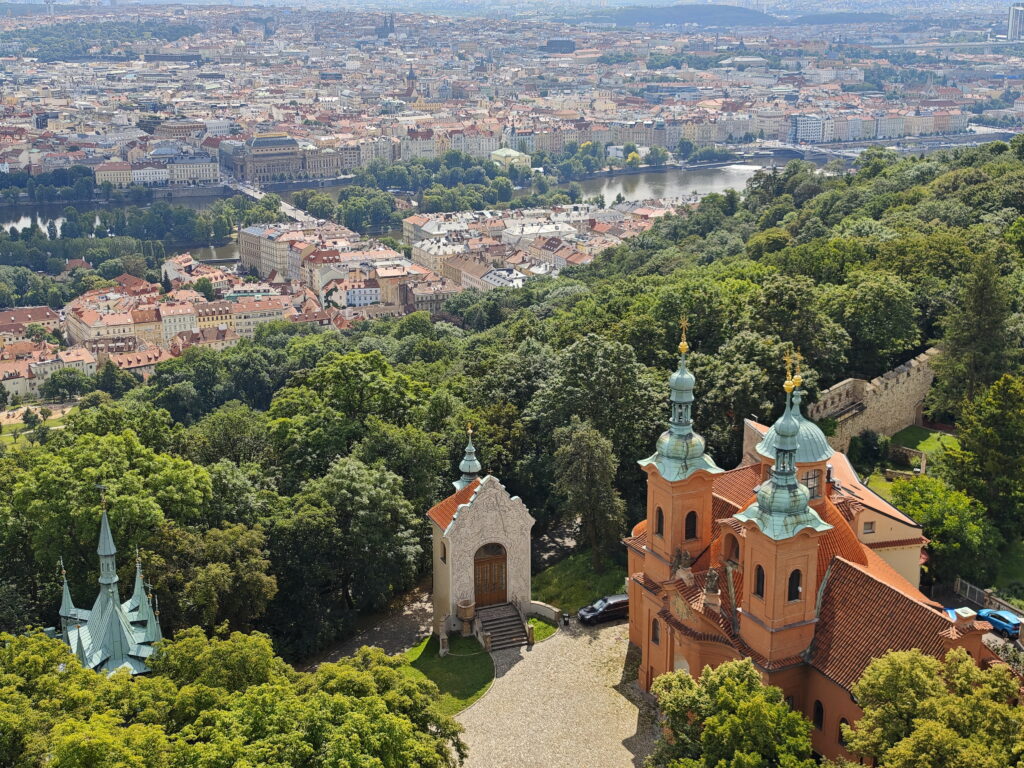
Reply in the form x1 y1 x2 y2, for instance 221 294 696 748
978 609 1022 639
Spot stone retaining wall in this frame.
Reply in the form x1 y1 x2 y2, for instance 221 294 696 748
807 348 939 452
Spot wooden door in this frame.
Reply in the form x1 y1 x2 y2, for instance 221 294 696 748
474 546 507 606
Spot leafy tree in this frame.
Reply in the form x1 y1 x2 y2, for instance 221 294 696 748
842 648 1021 768
649 658 816 768
889 476 997 584
929 252 1014 420
820 271 919 376
192 276 216 301
553 417 625 569
39 368 94 402
266 457 421 657
93 359 139 397
941 374 1024 538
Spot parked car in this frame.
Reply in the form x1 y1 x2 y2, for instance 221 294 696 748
978 608 1022 639
577 594 629 625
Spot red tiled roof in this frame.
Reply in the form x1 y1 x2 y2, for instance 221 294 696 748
866 537 930 550
426 478 480 530
807 558 957 690
712 464 761 507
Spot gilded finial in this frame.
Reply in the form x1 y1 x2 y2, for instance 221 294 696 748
466 422 473 437
783 350 795 392
792 350 804 388
678 316 689 355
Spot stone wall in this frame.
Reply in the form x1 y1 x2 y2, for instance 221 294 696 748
807 348 939 452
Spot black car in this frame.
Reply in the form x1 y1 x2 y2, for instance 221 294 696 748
577 594 629 625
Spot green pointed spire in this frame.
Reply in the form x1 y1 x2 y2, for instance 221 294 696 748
639 320 721 482
454 425 481 491
97 508 116 558
735 373 831 541
73 627 89 667
59 558 75 618
128 550 146 612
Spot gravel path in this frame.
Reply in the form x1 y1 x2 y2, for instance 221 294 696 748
458 620 658 768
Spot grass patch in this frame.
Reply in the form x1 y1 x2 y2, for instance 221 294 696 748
400 634 493 716
532 551 627 613
994 539 1024 592
891 426 959 462
866 472 894 500
528 616 557 643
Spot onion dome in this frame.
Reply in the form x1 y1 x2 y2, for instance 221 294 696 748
736 380 831 541
454 425 481 491
639 328 722 482
756 372 834 464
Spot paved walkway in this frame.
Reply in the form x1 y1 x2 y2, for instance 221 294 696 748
458 620 658 768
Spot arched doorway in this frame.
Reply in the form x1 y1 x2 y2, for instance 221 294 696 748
474 543 507 606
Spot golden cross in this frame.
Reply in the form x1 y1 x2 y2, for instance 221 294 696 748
466 422 473 436
678 316 690 355
784 350 794 381
794 349 804 377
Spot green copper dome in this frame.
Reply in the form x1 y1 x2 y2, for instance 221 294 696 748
736 387 831 541
454 428 481 490
639 342 722 482
756 385 834 464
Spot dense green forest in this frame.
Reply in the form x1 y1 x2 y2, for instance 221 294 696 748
4 139 1024 669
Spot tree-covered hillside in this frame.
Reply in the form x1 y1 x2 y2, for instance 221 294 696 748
3 140 1024 662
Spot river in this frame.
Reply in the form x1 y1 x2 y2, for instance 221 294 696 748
0 165 767 260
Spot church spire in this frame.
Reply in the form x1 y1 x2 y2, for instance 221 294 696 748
96 487 119 587
59 558 75 618
735 355 831 540
454 424 481 491
638 318 721 482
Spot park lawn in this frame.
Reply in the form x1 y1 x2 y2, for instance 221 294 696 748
528 616 557 643
890 426 960 462
400 634 493 716
0 410 73 447
532 551 627 613
866 472 894 501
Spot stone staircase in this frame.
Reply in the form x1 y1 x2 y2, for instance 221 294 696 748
477 603 529 651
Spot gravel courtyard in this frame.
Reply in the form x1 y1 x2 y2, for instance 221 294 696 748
457 620 659 768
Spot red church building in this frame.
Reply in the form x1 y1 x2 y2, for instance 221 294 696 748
625 335 997 760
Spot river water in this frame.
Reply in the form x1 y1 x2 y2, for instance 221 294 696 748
0 165 766 260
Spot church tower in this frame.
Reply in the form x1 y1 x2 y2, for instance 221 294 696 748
734 368 832 661
638 323 722 583
59 510 163 675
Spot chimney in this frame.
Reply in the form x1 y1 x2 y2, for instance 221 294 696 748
954 606 977 629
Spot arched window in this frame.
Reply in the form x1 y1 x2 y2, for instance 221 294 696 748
838 718 849 746
684 511 698 540
440 542 446 564
787 569 802 602
812 700 824 730
724 534 740 564
655 507 664 537
651 618 661 645
754 565 765 598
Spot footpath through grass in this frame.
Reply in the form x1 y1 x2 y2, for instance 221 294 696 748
401 634 494 716
532 551 627 613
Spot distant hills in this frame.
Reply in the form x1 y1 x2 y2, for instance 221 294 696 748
606 4 776 28
595 4 894 29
